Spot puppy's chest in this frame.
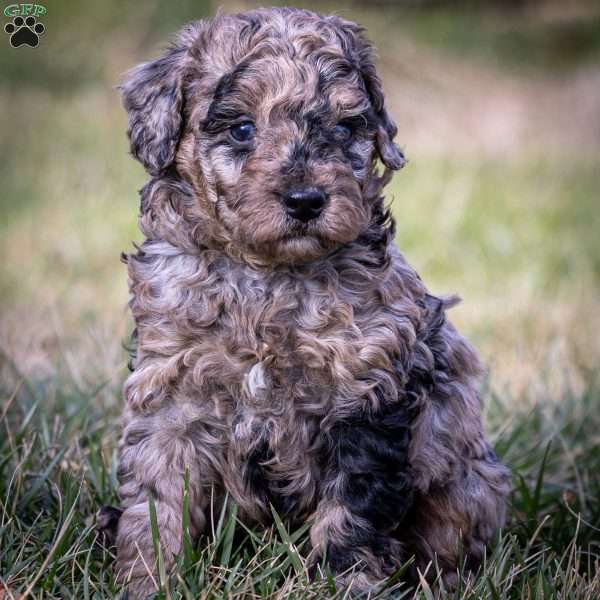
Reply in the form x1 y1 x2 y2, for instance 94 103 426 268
191 285 363 405
169 257 401 415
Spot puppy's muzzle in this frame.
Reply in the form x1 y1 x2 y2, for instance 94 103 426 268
283 187 327 222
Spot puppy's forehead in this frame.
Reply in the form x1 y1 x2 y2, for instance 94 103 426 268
208 52 370 123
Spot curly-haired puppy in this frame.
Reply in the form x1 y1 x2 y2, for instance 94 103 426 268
101 7 510 597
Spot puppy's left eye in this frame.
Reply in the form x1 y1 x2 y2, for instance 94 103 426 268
230 121 256 142
333 121 353 142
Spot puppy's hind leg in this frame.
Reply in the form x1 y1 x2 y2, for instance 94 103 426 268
404 297 511 587
407 446 511 588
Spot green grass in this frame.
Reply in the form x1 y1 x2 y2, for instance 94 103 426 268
1 367 599 598
1 0 600 597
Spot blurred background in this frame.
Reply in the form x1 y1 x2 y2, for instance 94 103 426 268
1 0 599 404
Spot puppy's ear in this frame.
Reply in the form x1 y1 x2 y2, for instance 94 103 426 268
374 103 406 171
119 44 188 176
360 62 407 171
335 17 406 171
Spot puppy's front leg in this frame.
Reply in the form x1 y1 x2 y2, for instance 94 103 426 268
115 409 211 598
310 406 413 591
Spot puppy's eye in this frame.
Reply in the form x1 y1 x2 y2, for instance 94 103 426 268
230 122 256 142
333 121 353 142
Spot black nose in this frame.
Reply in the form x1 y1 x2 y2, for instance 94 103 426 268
282 188 326 222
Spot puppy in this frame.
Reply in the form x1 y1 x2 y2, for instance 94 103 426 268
104 7 510 597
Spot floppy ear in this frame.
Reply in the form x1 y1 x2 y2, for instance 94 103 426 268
336 18 406 171
374 103 406 171
119 45 188 176
360 61 406 171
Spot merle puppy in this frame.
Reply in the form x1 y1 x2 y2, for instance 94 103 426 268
101 7 510 597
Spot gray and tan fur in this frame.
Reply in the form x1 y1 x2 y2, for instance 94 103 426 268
99 8 510 597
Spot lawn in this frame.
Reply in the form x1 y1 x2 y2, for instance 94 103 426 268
1 0 599 597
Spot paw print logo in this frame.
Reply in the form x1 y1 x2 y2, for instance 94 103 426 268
4 15 45 48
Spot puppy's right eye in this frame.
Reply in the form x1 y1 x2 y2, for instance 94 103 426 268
230 122 256 142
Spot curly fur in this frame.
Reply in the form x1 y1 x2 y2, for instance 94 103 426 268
100 8 511 597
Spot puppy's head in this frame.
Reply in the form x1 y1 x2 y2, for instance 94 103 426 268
121 9 405 264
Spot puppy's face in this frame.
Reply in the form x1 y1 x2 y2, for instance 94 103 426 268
198 54 384 263
121 10 405 264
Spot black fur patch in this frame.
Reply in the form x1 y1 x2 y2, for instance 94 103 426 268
243 439 271 504
330 394 415 534
243 440 302 518
202 62 251 134
319 368 422 574
351 202 395 270
96 505 123 547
